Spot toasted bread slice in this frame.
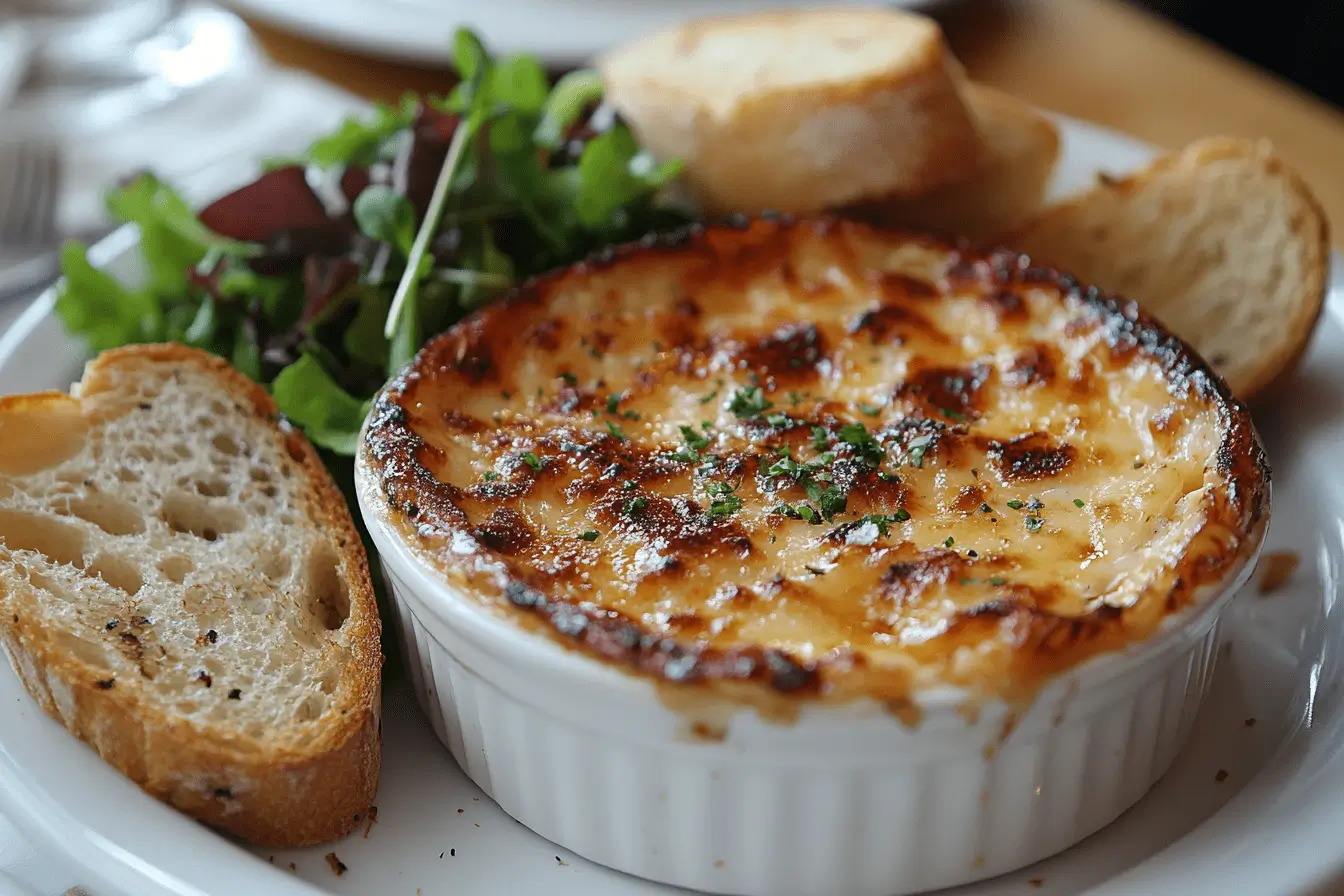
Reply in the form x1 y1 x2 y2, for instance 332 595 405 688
599 6 984 215
0 344 381 847
846 84 1061 242
1007 137 1330 400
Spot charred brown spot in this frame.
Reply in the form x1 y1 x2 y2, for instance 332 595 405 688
874 271 936 300
440 409 484 432
900 364 990 418
1004 346 1056 389
879 550 963 605
989 433 1076 482
525 318 562 351
982 288 1026 322
726 322 826 378
951 485 986 515
474 507 535 554
847 305 944 345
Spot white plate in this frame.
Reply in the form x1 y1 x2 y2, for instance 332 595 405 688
1 117 1343 896
224 0 954 66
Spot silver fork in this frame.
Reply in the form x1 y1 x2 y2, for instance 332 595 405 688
0 140 62 301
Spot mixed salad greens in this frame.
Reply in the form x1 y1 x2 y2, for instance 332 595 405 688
54 28 689 661
57 28 687 457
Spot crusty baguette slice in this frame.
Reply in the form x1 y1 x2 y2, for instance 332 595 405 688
1006 137 1330 401
599 6 985 215
0 344 381 847
846 84 1061 242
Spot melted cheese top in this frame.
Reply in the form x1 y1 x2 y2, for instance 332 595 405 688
365 220 1267 705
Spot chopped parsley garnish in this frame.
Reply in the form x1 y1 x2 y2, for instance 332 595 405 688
1025 516 1044 532
483 471 499 482
522 452 542 470
856 512 907 536
988 576 1007 586
937 407 967 421
624 496 647 517
605 394 621 414
838 422 884 465
698 389 718 405
878 471 900 482
773 503 821 524
1006 499 1025 510
579 530 599 541
1074 498 1086 508
811 426 831 452
559 372 577 385
679 424 711 452
765 412 791 427
605 421 627 441
704 480 744 520
622 410 640 420
944 536 955 548
892 507 911 523
860 404 882 416
728 385 772 419
906 433 934 468
789 391 805 406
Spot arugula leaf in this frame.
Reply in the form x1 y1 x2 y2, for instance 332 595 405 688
55 242 162 350
574 127 682 230
353 186 417 255
304 95 417 167
488 54 550 113
534 68 605 150
270 354 371 455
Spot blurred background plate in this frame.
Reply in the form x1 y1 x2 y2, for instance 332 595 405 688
223 0 955 65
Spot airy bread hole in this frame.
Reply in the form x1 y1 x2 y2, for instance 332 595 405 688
212 434 244 457
130 445 154 462
316 668 338 694
0 509 86 568
116 467 140 483
157 555 194 584
193 478 231 499
85 553 144 596
304 543 350 631
64 494 146 536
160 492 244 542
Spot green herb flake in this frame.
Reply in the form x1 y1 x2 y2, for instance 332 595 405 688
579 530 600 542
605 421 627 441
698 389 719 405
860 404 883 416
893 508 911 523
944 536 955 548
728 386 772 419
522 452 543 470
988 576 1007 586
680 424 711 452
788 391 804 406
483 471 500 482
906 433 934 468
766 412 791 427
606 394 621 414
1074 498 1086 508
811 426 831 452
559 372 578 385
1025 516 1045 532
1006 500 1025 510
624 496 648 517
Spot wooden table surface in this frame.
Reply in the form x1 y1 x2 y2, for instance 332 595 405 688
243 0 1344 240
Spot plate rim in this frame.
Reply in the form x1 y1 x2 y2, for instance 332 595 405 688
1 114 1343 896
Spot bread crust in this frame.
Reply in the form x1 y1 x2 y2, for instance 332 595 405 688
599 7 985 214
1006 137 1330 402
0 343 382 848
846 84 1061 242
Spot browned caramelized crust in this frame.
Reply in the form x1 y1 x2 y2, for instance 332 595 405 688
362 218 1269 706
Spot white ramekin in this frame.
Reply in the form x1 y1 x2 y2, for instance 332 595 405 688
356 449 1267 896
